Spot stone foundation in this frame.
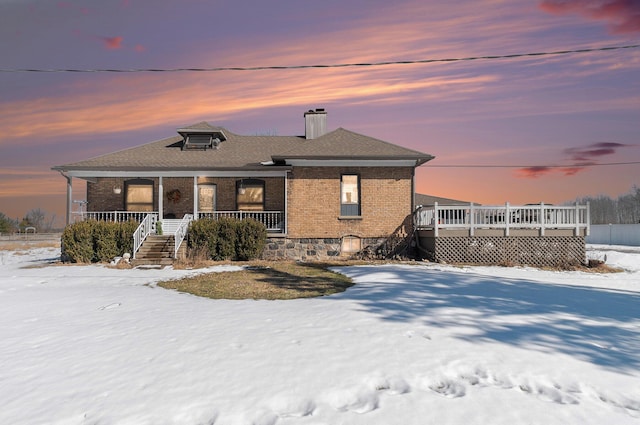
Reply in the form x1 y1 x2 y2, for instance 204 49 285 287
261 237 388 261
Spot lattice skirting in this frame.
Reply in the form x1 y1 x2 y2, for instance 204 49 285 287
423 236 585 267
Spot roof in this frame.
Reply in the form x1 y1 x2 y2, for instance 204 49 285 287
415 193 472 206
53 122 434 172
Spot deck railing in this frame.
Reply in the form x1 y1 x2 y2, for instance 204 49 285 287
198 211 284 233
415 202 590 236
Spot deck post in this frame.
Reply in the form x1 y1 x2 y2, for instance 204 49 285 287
540 202 545 236
434 202 439 237
505 202 510 236
469 203 475 236
575 202 580 236
586 202 590 236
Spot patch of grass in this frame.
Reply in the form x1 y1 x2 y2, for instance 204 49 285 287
158 261 354 300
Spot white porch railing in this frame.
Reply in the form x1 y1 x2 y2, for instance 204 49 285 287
133 214 158 259
415 202 590 236
173 214 193 259
76 211 156 223
197 211 284 233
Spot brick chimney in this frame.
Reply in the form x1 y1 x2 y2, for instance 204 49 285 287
304 108 327 139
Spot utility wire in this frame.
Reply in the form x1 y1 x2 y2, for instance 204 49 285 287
1 43 638 73
428 161 640 168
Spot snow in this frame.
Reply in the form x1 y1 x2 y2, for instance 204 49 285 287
1 245 639 425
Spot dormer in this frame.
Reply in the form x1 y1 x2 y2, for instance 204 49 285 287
177 124 227 151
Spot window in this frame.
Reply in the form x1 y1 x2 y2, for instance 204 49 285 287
125 179 154 211
341 235 362 253
237 179 264 211
198 184 216 213
340 174 360 216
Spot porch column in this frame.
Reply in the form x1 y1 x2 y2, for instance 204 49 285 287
158 176 163 219
284 171 289 234
193 177 198 219
66 174 73 226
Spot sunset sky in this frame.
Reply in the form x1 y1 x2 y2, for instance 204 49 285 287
1 0 639 226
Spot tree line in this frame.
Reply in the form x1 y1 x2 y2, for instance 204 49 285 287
0 208 58 234
574 185 640 224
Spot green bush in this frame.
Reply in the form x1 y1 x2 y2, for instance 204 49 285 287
118 220 138 255
188 218 218 259
61 220 95 263
93 221 120 262
214 217 237 260
236 218 267 260
187 217 267 261
61 219 140 263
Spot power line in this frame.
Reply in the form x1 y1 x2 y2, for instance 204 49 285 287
1 43 638 73
428 161 640 168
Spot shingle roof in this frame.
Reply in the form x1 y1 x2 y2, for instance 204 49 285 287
53 123 433 172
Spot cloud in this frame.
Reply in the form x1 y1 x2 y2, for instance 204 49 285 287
564 142 629 161
516 166 554 178
539 0 640 34
516 142 631 178
102 35 123 50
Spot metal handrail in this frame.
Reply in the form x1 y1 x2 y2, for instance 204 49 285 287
132 214 158 259
173 214 193 259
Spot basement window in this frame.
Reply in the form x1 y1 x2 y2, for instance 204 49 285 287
341 236 362 254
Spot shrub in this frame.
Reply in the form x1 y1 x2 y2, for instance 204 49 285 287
187 217 267 261
188 218 218 259
93 221 120 262
61 219 140 263
236 218 267 260
118 220 138 255
61 220 95 263
214 217 238 260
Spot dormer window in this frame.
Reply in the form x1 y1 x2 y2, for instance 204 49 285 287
178 127 227 151
183 134 220 150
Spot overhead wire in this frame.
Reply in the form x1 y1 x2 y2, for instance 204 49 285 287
0 43 638 73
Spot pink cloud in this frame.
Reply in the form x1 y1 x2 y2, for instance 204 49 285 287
516 166 554 178
539 0 640 33
102 36 124 50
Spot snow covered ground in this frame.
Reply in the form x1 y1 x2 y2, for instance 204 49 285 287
1 245 639 425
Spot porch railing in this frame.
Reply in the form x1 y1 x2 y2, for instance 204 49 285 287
415 202 590 236
198 211 284 233
76 211 155 223
133 213 158 259
75 210 284 233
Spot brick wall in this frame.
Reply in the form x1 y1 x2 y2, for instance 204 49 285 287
287 166 414 239
88 177 285 217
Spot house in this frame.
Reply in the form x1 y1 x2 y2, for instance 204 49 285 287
53 109 434 260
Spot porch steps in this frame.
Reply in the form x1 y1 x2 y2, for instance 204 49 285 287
132 234 175 266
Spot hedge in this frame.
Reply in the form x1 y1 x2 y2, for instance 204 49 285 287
187 217 266 261
61 220 138 263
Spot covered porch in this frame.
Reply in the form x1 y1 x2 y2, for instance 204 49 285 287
60 172 288 234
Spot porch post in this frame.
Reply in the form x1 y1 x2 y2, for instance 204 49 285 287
158 176 163 220
193 177 198 219
65 174 72 226
284 171 289 234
